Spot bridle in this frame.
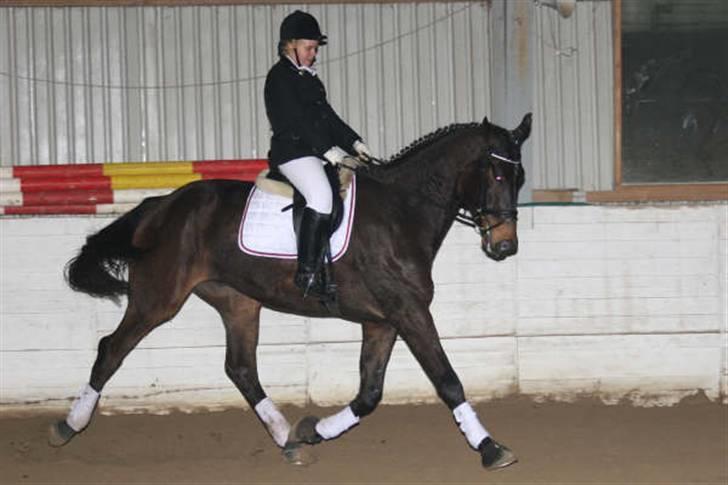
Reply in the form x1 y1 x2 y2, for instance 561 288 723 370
455 151 521 236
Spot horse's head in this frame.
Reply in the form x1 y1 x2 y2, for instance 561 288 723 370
458 113 531 261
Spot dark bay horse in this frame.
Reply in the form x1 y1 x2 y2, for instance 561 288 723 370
50 114 532 470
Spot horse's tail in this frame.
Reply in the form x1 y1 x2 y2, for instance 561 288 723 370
65 196 163 300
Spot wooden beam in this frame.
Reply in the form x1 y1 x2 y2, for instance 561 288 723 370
587 184 728 203
532 190 577 203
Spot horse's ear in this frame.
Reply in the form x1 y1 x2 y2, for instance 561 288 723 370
511 113 532 146
481 116 491 135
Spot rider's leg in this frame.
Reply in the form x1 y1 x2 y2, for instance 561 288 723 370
278 156 332 215
278 157 334 297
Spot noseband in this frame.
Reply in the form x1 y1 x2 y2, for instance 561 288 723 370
455 152 521 236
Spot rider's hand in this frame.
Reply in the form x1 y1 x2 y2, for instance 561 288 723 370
323 146 348 165
353 140 373 161
340 156 360 170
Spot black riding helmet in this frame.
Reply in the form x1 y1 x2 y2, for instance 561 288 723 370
280 10 327 45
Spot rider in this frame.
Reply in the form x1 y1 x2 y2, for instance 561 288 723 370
264 10 373 299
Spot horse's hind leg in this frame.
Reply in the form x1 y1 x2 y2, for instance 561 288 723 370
49 302 181 446
291 321 397 444
49 265 200 446
194 282 291 449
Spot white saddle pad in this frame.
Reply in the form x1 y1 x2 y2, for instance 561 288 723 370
238 176 356 261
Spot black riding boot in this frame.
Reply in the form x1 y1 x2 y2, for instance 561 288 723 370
295 207 335 300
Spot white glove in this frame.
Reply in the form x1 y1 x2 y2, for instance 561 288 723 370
353 140 373 160
323 146 348 165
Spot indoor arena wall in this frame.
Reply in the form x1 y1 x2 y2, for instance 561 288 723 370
1 202 725 412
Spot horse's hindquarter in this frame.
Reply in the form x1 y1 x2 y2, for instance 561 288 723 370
134 179 252 272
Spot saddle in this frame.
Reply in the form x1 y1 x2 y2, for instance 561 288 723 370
254 157 361 236
254 159 360 305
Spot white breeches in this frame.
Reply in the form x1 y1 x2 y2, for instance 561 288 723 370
278 156 333 214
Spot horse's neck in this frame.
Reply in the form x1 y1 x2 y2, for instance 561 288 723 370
376 131 478 203
369 132 478 256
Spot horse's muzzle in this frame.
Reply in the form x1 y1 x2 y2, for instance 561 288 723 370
482 237 518 261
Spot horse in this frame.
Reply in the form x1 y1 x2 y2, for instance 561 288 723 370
49 113 532 470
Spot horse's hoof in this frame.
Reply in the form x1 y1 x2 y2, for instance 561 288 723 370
291 415 323 445
282 442 317 466
479 437 518 470
48 420 76 447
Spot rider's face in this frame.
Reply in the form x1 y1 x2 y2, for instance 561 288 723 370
293 39 319 67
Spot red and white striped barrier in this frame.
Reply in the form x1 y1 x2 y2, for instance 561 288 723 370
0 159 268 215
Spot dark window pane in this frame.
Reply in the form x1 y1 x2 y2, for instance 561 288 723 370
622 1 728 183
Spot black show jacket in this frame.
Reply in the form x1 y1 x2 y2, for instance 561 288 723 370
264 57 361 168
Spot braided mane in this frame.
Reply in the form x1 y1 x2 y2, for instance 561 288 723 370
384 122 480 165
361 121 483 202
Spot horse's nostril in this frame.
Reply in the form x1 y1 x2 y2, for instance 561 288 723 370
496 240 517 255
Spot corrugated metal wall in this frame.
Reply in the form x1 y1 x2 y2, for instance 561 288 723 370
0 3 492 166
1 1 620 193
532 0 614 192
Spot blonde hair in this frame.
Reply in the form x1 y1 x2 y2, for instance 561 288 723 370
278 39 296 57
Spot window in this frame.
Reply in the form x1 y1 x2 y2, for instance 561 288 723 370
591 0 728 201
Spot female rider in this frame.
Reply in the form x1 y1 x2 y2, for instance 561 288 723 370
264 10 372 300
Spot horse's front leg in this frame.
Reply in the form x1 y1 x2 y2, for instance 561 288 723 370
395 307 517 470
290 321 397 445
